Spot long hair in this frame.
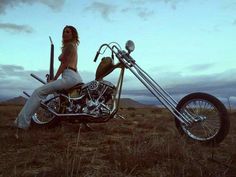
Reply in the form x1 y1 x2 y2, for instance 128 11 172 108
62 25 80 49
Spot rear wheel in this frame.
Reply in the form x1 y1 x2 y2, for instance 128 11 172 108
31 95 62 128
175 92 230 145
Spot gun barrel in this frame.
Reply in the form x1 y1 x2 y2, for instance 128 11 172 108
49 36 53 45
30 73 46 84
49 36 54 80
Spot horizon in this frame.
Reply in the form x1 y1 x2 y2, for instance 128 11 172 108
1 90 235 110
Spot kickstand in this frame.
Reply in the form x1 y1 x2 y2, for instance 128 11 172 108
80 123 94 131
114 114 126 120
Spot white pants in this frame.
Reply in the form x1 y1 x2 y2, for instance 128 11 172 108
15 69 83 129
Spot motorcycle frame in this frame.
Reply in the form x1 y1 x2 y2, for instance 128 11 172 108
28 68 126 123
25 42 197 125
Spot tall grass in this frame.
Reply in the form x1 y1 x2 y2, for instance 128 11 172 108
0 106 235 177
65 126 81 177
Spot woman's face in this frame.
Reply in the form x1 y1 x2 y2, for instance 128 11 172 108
63 27 73 42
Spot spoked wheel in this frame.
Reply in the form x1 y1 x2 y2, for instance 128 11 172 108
175 92 230 145
31 95 62 128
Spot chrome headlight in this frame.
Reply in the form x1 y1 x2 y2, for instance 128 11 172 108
125 40 135 53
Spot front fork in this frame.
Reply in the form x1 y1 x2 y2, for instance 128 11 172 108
113 52 196 126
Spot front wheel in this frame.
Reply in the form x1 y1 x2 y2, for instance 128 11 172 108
175 92 230 145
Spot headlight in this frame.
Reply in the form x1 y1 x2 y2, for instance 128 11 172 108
125 40 135 53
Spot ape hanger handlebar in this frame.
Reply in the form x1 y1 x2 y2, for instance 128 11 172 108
93 41 136 65
93 43 121 62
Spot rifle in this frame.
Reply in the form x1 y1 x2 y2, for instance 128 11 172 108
46 36 54 82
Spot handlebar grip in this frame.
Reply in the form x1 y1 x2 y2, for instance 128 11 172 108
93 51 100 62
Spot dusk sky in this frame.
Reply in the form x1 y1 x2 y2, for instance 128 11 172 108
0 0 236 104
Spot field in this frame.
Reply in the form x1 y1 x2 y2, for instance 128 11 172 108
0 104 235 177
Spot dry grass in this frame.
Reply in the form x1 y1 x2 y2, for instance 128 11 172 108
0 105 235 177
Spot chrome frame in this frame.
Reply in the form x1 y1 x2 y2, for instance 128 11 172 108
110 66 125 116
116 51 196 126
24 42 198 125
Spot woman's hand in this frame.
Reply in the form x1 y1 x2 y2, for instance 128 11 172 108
46 76 55 83
47 79 54 83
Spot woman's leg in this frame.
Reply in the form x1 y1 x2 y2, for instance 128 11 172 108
15 87 46 129
15 79 71 129
15 69 82 129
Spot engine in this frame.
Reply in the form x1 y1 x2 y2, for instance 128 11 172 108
80 80 116 115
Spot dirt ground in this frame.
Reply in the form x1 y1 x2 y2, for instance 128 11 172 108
0 105 235 177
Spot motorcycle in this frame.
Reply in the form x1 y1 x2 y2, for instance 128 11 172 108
24 39 230 145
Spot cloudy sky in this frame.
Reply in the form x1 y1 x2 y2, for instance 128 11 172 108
0 0 236 104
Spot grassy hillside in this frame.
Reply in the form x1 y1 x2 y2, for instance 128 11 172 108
0 105 235 177
0 96 26 106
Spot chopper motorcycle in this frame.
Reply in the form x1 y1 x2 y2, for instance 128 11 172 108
24 39 230 145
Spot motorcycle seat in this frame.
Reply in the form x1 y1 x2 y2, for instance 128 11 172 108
59 82 84 94
69 82 84 90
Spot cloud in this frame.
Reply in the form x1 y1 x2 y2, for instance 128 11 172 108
0 0 65 14
0 64 135 100
128 0 187 10
39 0 65 11
0 23 33 33
124 69 236 101
0 64 47 87
84 2 117 21
0 64 24 72
184 63 215 72
1 64 236 106
84 0 185 21
0 64 116 100
137 8 154 20
167 77 236 98
0 0 65 34
121 7 154 20
0 64 48 100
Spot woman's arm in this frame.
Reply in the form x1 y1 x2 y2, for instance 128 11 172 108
53 43 75 80
53 63 67 80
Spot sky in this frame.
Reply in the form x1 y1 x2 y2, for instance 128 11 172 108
0 0 236 104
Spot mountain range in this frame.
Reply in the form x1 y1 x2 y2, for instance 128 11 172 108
0 96 27 105
1 95 233 110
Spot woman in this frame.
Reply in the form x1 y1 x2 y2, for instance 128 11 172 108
14 25 83 130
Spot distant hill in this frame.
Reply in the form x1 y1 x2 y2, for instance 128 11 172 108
0 96 27 105
119 98 152 108
4 95 233 110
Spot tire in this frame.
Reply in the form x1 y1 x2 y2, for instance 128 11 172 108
175 92 230 145
31 95 62 128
